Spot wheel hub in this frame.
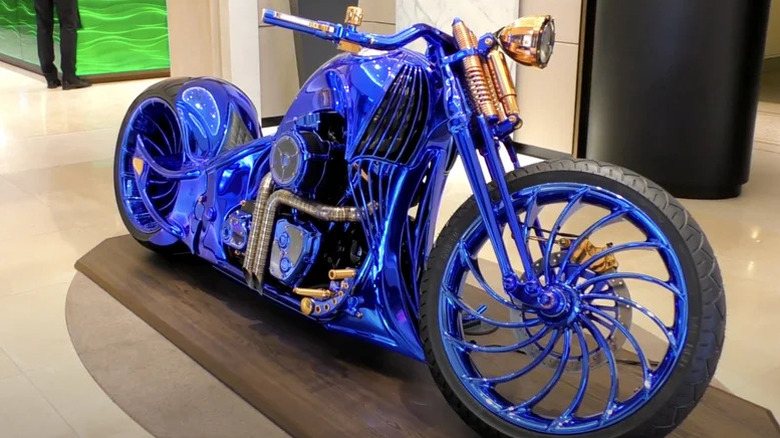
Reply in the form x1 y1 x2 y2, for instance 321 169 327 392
510 252 633 372
536 284 580 325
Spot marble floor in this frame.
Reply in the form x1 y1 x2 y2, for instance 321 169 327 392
0 61 779 437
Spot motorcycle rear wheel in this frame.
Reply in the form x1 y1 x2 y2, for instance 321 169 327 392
420 159 725 438
113 77 191 253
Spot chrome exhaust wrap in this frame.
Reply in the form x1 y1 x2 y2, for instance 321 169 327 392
244 183 361 292
242 174 275 286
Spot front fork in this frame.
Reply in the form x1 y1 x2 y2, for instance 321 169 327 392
441 64 543 308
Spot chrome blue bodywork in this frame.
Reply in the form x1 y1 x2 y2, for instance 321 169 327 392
116 13 695 435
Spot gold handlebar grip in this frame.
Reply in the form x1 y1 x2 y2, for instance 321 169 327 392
338 6 364 53
344 6 364 26
452 19 498 119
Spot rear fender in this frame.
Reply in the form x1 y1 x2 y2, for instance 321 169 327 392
175 78 261 162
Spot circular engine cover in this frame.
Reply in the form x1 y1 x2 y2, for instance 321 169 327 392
270 131 326 193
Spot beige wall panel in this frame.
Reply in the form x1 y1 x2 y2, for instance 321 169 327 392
167 0 222 77
358 22 396 36
767 0 780 58
258 0 290 12
258 27 301 117
257 0 300 118
514 42 579 154
518 0 582 44
359 0 396 23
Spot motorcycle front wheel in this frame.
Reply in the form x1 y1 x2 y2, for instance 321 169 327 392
420 159 725 438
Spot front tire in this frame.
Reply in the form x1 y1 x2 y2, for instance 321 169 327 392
420 159 725 437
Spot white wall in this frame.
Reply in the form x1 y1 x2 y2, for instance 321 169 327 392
220 0 262 109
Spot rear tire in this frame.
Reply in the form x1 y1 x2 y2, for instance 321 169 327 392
113 77 191 254
420 158 725 437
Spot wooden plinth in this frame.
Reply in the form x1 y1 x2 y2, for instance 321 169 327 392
75 236 780 438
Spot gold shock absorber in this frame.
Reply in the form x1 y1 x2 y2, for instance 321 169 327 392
483 62 506 121
487 50 521 127
452 20 498 119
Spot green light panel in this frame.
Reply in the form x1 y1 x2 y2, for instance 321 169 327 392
0 0 170 76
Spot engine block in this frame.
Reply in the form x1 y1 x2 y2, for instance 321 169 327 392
268 219 321 286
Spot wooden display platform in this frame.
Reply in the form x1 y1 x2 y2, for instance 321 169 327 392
75 236 780 438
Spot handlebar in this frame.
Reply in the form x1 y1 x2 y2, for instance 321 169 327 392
261 9 456 52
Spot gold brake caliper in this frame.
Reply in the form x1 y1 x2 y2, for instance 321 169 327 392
561 238 618 274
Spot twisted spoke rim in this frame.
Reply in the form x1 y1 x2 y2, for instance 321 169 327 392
442 286 543 329
582 294 678 351
585 305 652 393
439 182 688 434
556 207 629 280
577 315 620 423
578 271 683 298
447 324 550 353
458 243 522 311
564 240 667 284
542 188 588 282
472 328 562 385
551 323 591 429
516 328 573 411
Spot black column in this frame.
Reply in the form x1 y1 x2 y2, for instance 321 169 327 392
580 0 772 199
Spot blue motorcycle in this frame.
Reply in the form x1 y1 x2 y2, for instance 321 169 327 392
114 7 725 437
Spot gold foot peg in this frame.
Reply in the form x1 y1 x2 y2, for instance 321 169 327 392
292 287 333 300
328 268 357 280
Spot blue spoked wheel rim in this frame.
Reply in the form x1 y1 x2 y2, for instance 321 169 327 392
438 182 688 435
117 97 184 235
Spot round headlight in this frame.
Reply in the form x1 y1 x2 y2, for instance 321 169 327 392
497 15 556 69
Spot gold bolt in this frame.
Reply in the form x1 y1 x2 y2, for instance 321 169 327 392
300 298 314 315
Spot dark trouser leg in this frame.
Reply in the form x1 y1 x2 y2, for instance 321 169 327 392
34 0 58 81
54 0 80 80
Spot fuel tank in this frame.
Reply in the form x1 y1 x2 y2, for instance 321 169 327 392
277 49 441 159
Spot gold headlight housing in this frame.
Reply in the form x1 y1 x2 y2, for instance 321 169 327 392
497 15 555 68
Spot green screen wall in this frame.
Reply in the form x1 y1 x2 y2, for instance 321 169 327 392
0 0 169 76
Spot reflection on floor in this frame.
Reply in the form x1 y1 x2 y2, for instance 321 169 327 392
0 61 778 437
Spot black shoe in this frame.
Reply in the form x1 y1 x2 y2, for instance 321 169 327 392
46 78 61 89
62 77 92 90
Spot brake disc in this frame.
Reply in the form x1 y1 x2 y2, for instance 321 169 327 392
509 252 632 372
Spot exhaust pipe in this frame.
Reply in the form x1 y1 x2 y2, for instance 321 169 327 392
243 183 361 293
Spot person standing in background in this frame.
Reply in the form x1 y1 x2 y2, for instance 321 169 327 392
35 0 91 89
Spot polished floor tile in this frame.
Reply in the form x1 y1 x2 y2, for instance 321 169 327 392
0 64 155 437
0 347 22 381
0 374 77 438
25 361 153 438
